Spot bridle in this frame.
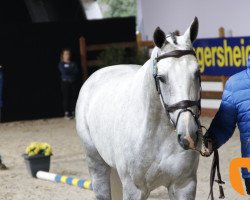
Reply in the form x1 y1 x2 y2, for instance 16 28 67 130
152 47 225 200
153 49 201 128
153 48 211 157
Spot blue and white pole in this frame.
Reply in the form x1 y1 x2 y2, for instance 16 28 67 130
36 171 93 190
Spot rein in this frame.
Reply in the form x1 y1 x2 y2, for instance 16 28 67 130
153 48 225 199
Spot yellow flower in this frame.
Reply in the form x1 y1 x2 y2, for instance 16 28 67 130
28 151 35 157
25 142 53 157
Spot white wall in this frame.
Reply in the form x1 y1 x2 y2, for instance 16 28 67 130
140 0 250 40
80 0 103 20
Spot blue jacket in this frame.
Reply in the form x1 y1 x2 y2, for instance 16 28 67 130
58 62 79 82
207 63 250 178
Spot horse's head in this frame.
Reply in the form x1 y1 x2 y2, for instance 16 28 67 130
152 17 201 151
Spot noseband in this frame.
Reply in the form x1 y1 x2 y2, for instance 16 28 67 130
153 49 201 128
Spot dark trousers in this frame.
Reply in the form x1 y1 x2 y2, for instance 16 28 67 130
245 178 250 194
61 80 77 114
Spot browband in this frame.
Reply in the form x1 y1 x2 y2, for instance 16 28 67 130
156 50 196 62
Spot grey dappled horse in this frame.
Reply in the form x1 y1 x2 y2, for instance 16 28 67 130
76 17 201 200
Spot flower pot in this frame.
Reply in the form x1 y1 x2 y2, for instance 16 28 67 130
23 154 51 178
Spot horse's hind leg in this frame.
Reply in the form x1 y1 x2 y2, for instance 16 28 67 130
85 145 111 200
87 153 111 200
77 113 112 199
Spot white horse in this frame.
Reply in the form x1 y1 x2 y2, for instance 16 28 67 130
76 17 201 200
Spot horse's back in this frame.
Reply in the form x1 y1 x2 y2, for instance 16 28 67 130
78 64 140 100
87 64 140 85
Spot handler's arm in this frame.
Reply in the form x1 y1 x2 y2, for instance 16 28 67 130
206 82 237 149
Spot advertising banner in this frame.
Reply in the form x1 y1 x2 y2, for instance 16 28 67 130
193 37 250 75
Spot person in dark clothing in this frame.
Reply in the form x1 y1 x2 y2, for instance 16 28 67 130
58 49 79 119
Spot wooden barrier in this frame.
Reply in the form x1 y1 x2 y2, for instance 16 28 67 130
201 76 229 117
136 32 154 49
79 36 137 80
79 37 88 81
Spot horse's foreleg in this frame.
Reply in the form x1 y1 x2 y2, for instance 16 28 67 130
168 177 197 200
86 151 111 200
121 176 148 200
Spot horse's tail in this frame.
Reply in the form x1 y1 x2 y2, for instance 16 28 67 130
110 169 123 200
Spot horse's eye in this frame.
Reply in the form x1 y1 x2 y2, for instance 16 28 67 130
157 75 166 83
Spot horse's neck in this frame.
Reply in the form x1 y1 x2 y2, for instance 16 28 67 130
141 47 161 105
141 59 161 108
135 59 168 125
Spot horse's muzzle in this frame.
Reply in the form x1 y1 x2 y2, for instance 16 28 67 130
178 132 198 150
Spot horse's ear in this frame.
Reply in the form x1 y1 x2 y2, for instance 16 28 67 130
184 17 199 43
190 17 199 42
153 27 166 48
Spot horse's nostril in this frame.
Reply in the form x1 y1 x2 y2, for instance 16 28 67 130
182 139 190 150
178 134 181 141
178 135 190 150
177 135 182 145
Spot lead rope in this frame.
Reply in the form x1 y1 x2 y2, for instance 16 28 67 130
198 127 225 200
197 126 212 157
209 149 225 200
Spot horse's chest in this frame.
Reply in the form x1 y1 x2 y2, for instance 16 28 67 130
130 149 198 190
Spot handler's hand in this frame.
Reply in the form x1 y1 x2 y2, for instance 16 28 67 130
204 132 214 154
206 140 213 154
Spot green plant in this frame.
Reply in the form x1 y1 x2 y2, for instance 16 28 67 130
97 47 147 67
135 49 148 65
98 47 127 67
99 0 136 18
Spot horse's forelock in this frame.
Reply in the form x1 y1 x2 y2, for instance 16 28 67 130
166 33 193 50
